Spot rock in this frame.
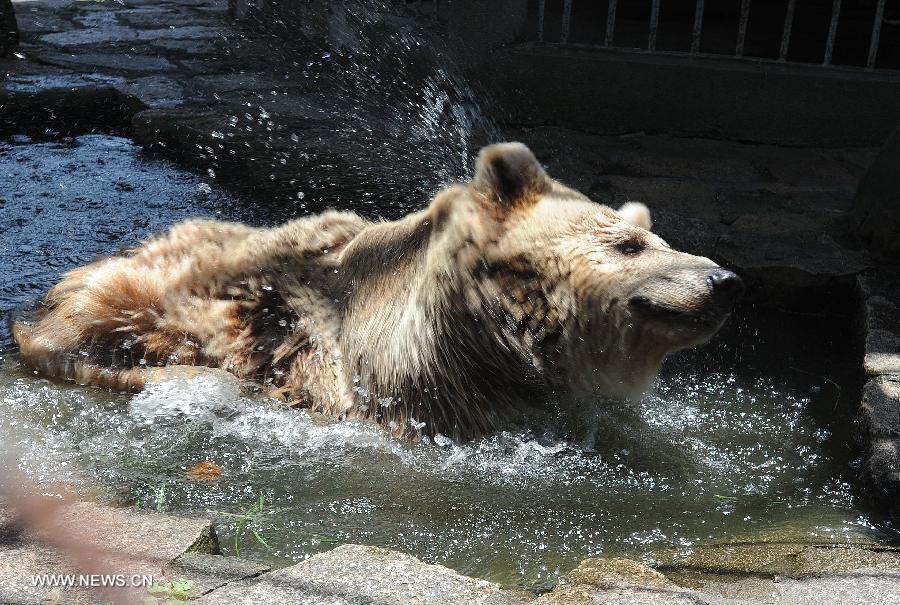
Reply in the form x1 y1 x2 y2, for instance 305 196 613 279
864 296 900 377
0 498 217 604
650 535 900 605
198 544 525 604
865 382 900 436
859 375 900 510
0 0 18 57
851 126 900 257
535 557 704 605
561 558 676 590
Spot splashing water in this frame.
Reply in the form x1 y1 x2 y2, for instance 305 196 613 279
221 0 501 218
0 361 883 588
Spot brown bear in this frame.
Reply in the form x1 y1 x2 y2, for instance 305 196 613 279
12 143 743 440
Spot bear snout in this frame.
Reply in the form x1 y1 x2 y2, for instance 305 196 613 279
707 268 744 306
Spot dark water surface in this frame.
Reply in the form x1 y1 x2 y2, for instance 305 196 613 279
0 134 892 588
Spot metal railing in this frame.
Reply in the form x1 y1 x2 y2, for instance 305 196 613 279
536 0 893 71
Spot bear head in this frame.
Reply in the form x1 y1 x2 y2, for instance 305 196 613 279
456 142 743 400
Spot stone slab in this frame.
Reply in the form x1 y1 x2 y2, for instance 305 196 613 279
0 498 218 604
699 568 900 605
162 551 270 599
41 25 139 46
115 74 183 107
198 544 525 605
135 25 222 41
13 12 71 35
36 51 176 72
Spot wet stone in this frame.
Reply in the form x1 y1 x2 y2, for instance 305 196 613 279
119 8 209 27
36 51 176 72
73 11 120 28
116 74 184 107
13 12 72 35
40 25 140 46
150 38 217 55
135 25 223 41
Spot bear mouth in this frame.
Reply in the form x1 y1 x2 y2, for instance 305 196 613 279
628 296 729 332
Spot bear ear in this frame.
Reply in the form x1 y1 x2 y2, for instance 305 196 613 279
472 142 550 206
618 201 653 230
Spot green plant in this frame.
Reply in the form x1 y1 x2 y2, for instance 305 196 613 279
145 578 194 604
133 482 168 512
155 483 167 512
232 493 270 556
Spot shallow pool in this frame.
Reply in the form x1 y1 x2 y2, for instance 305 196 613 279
0 134 891 589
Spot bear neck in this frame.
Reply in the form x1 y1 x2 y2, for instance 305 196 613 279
337 207 549 441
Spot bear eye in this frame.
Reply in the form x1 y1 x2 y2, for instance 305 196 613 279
616 238 646 255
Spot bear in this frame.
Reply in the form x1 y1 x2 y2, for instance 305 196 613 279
12 142 743 441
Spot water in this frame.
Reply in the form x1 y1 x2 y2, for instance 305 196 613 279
0 133 892 589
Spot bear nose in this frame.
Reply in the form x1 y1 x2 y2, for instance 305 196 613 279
708 269 744 304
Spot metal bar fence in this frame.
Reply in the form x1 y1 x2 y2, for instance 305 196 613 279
735 0 751 57
779 0 796 61
605 0 617 47
868 0 886 69
648 0 661 51
823 0 842 65
691 0 705 54
537 0 545 42
561 0 572 44
532 0 894 72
